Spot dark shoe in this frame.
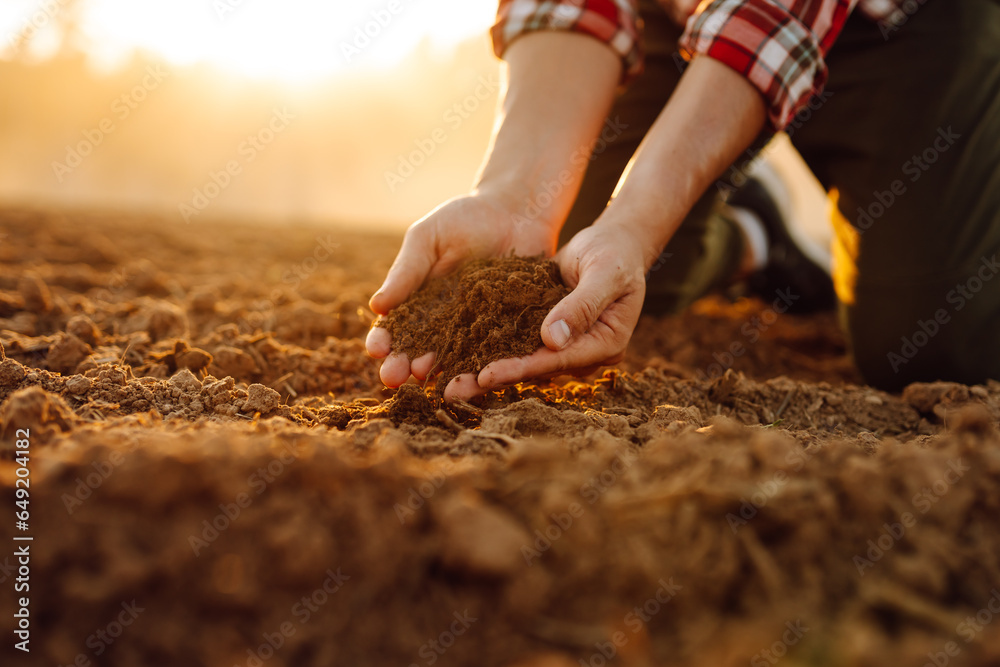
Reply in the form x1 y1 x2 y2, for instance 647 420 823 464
726 174 837 314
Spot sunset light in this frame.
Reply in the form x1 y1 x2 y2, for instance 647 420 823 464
0 0 498 81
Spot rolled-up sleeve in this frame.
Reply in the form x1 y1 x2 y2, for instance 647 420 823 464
491 0 643 82
679 0 856 130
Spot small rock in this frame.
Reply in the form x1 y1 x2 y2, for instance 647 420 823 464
65 375 93 395
46 333 92 375
169 368 202 393
66 314 102 345
212 346 259 378
98 366 129 386
124 300 188 342
0 386 77 442
129 258 168 295
320 405 351 429
0 359 26 387
651 404 704 428
864 394 884 406
146 303 188 341
242 383 280 415
708 368 742 403
18 273 52 312
176 348 213 373
344 418 393 449
857 431 881 454
189 287 219 313
903 382 970 414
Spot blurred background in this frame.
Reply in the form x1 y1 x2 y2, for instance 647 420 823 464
0 0 502 228
1 0 829 237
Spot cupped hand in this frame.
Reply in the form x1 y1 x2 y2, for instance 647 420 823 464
455 221 647 400
365 192 558 396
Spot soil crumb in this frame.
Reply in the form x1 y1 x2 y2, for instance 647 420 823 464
380 256 569 392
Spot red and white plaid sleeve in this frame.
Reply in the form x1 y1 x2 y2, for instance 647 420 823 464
491 0 643 81
678 0 858 130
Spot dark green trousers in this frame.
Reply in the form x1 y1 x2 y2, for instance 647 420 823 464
560 0 1000 390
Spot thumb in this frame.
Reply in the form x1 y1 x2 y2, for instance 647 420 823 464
540 260 626 351
369 228 435 315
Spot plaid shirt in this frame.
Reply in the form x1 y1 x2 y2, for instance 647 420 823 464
491 0 914 130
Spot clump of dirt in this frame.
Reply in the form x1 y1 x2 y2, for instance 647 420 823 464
0 384 78 442
380 256 569 392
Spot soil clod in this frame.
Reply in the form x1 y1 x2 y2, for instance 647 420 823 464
380 256 569 392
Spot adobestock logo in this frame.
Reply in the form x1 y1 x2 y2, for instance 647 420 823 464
385 74 500 193
178 107 296 223
340 0 410 64
51 65 170 183
878 0 930 40
4 0 70 57
887 254 999 373
855 126 961 235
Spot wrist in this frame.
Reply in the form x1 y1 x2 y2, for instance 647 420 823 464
473 180 564 233
594 187 686 271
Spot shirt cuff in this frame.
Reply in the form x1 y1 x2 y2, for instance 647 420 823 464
491 0 643 83
679 0 839 130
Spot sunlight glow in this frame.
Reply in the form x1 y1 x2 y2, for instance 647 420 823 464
1 0 498 81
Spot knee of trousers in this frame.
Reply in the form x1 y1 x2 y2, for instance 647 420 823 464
845 280 1000 392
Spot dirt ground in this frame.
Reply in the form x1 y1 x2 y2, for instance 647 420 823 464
2 208 1000 667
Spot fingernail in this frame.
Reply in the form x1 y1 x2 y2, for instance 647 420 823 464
549 319 571 349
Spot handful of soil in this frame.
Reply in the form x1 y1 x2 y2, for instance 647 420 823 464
378 256 570 393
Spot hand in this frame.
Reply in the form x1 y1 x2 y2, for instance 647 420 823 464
457 221 648 401
365 192 558 396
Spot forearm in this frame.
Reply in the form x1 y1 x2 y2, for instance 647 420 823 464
595 55 767 269
475 31 621 230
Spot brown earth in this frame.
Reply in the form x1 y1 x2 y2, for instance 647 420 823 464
1 208 1000 667
380 255 569 393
